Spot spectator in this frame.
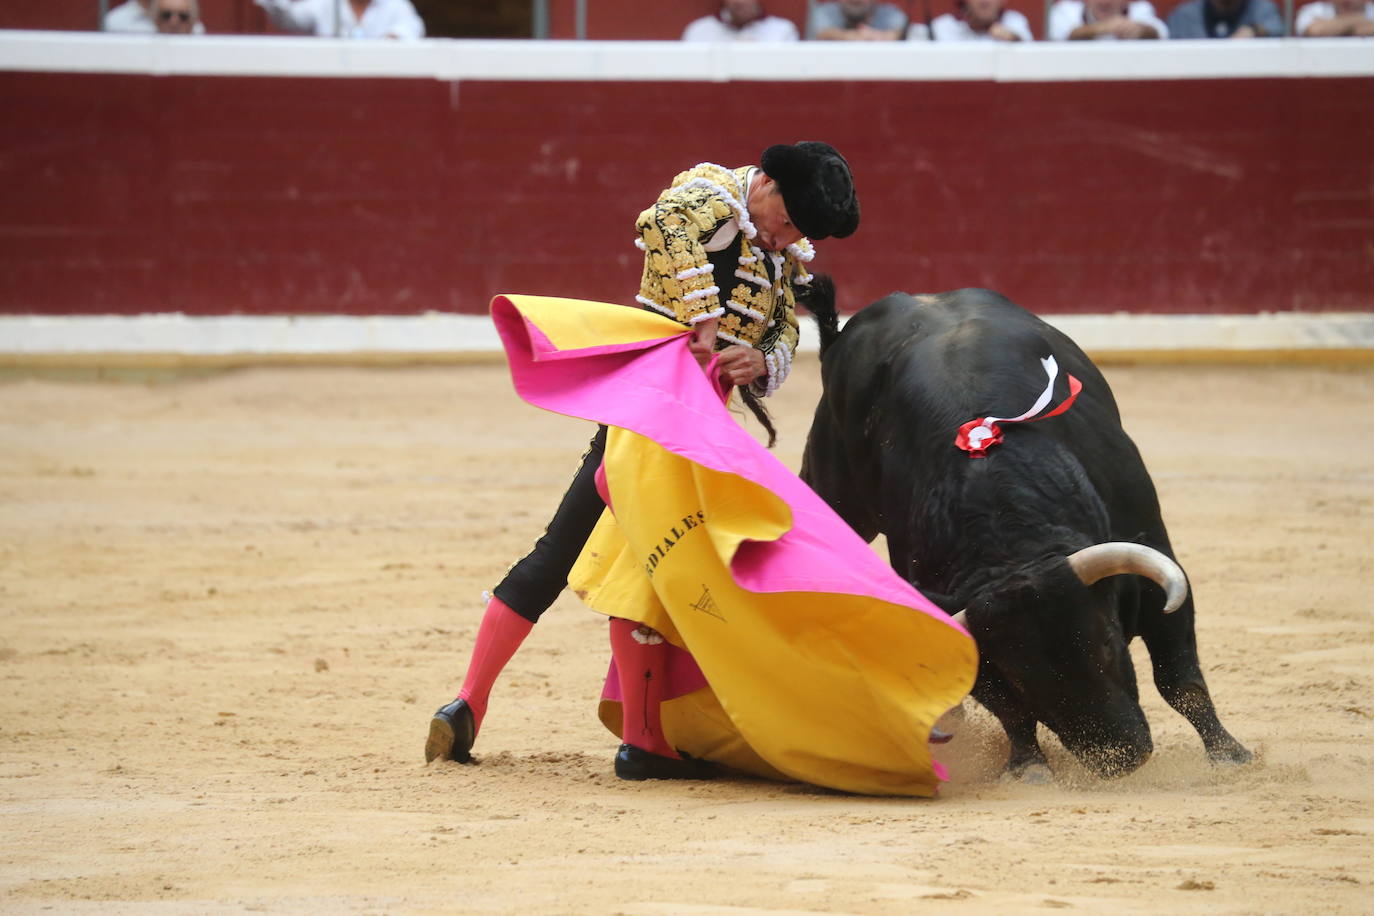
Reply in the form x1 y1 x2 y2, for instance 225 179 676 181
151 0 201 34
807 0 908 39
1295 0 1374 34
924 0 1035 40
254 0 425 39
1048 0 1168 38
1166 0 1285 36
683 0 800 41
104 0 206 33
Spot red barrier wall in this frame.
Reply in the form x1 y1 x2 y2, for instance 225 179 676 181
2 71 1371 316
1 0 102 32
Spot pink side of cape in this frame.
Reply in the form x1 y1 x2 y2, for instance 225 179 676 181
491 296 961 630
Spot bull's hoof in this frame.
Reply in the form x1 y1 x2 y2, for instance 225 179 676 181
1003 747 1053 784
1077 743 1152 779
1207 739 1254 766
1002 762 1053 785
425 698 476 764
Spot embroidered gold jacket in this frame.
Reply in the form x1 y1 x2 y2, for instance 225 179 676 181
634 163 814 396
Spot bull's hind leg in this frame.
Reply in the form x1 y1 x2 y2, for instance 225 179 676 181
973 666 1051 780
1141 610 1252 765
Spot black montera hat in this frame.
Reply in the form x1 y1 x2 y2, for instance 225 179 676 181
760 141 860 240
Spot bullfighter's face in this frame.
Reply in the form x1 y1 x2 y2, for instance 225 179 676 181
747 174 804 252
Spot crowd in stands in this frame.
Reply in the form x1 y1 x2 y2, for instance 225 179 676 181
102 0 425 37
678 0 1366 41
98 0 1374 39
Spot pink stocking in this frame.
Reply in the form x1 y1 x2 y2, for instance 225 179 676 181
456 595 534 734
609 617 678 759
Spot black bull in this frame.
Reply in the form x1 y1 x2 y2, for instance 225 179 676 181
799 284 1252 777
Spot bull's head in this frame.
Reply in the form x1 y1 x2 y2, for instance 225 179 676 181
953 543 1187 778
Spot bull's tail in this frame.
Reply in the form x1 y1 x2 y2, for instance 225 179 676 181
797 273 839 358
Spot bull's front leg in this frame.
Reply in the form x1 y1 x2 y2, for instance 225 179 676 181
1141 614 1252 765
1157 669 1253 765
972 665 1051 781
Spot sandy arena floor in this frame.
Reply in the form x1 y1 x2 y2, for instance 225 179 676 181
2 357 1372 914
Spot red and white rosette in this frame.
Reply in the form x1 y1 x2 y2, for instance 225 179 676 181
955 355 1083 458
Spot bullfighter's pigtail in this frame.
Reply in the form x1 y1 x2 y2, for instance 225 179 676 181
739 387 777 449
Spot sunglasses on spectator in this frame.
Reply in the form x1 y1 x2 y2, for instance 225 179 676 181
159 10 192 21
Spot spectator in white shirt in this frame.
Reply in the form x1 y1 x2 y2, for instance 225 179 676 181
151 0 201 33
105 0 206 33
1048 0 1168 38
255 0 425 39
922 0 1034 40
1295 0 1374 34
808 0 909 40
683 0 800 41
1166 0 1284 37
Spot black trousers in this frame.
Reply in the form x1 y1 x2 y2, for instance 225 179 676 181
492 425 608 623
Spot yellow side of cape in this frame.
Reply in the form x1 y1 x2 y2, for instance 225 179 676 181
573 429 974 798
503 294 684 351
497 293 975 798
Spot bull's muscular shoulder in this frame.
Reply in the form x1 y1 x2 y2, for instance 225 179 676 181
850 287 1019 324
827 287 1086 405
842 288 1019 351
825 292 925 366
922 288 1027 323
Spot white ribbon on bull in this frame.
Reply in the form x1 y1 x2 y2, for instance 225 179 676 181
956 355 1083 458
967 355 1059 452
949 355 1189 627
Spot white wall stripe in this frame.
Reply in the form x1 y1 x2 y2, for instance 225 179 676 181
2 312 1372 359
2 32 1371 83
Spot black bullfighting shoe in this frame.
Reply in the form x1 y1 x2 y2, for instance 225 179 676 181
425 698 475 764
614 743 716 781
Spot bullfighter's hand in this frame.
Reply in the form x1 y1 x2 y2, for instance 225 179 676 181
714 345 766 387
689 317 719 370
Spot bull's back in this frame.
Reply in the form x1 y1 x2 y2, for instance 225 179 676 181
806 289 1165 556
823 289 1117 435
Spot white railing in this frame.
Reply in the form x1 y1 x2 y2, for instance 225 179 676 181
2 30 1371 82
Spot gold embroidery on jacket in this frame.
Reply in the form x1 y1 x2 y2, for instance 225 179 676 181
635 164 810 374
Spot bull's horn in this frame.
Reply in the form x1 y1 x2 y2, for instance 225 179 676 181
1066 542 1188 613
951 609 968 627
